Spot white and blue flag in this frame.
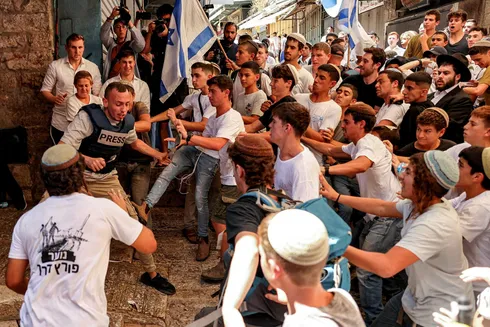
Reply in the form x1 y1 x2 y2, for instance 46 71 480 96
159 0 217 103
337 0 373 56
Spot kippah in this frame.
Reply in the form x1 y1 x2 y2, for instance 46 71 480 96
242 39 259 51
234 135 274 157
287 33 306 46
346 102 376 116
423 150 459 190
41 144 80 171
425 107 449 128
483 148 490 179
285 64 299 85
268 209 329 266
210 62 221 73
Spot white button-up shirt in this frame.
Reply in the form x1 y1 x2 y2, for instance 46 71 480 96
100 74 151 111
431 84 459 105
41 57 102 131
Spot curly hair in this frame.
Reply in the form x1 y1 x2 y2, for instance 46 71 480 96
409 153 447 213
416 109 447 131
228 145 275 187
41 156 86 196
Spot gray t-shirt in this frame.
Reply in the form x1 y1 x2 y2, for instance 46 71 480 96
282 289 364 327
234 90 267 117
396 199 474 327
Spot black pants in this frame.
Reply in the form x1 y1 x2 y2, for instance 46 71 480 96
0 161 25 209
50 125 64 145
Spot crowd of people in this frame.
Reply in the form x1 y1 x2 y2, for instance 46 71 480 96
4 3 490 327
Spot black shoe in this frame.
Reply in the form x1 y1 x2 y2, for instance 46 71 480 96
140 272 176 295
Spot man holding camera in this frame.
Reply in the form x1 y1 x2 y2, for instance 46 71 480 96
101 6 145 81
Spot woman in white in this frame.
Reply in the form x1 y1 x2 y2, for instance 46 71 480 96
65 71 102 124
320 150 473 327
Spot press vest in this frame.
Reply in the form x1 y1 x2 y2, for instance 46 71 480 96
79 104 135 174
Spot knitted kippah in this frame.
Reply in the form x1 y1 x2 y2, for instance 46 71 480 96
41 144 80 171
268 209 329 266
483 147 490 179
423 150 459 190
346 102 376 116
425 107 450 128
234 135 274 157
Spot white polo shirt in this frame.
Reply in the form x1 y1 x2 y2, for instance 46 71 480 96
41 57 102 131
100 75 151 111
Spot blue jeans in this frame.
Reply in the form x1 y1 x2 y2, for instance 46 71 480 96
358 217 404 326
331 174 361 223
371 291 423 327
145 146 219 237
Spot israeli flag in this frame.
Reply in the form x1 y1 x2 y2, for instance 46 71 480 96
159 0 217 103
337 0 374 56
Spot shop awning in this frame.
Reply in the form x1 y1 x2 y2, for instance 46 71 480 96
238 0 296 30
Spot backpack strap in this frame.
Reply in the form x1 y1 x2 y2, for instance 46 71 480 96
197 93 205 120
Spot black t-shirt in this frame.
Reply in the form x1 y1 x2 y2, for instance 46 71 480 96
446 37 469 56
398 100 434 148
259 95 296 130
396 139 456 157
341 75 384 109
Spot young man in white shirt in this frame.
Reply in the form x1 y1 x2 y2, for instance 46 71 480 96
305 42 331 77
6 144 157 326
451 146 490 297
40 33 102 144
374 70 409 127
283 33 314 95
99 50 151 109
235 61 267 125
302 102 404 325
295 64 342 165
385 32 405 56
270 102 320 202
135 76 245 261
299 42 312 66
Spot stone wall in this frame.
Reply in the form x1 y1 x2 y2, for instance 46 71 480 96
0 0 54 202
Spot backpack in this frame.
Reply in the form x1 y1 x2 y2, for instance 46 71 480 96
234 189 352 294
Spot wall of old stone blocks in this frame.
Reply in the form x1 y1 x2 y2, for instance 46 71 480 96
0 0 54 202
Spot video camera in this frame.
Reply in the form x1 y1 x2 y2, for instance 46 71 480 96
119 0 131 23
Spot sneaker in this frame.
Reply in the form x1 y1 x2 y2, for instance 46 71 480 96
140 272 176 295
201 259 225 283
132 201 150 224
182 227 198 244
196 237 210 261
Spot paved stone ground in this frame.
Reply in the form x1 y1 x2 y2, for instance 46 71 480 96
0 201 221 327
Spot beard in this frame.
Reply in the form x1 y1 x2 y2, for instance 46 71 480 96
436 78 456 91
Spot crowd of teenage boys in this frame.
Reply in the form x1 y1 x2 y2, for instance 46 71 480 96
3 3 490 327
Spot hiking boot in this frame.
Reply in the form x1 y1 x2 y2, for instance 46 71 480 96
132 201 150 225
182 227 198 244
140 272 176 295
201 259 225 283
196 237 210 261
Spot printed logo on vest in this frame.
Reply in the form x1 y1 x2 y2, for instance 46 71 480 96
97 130 127 147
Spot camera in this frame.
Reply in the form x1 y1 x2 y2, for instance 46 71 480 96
136 11 152 20
154 18 170 34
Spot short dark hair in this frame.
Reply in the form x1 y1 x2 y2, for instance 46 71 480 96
104 81 135 99
416 109 447 131
338 83 358 100
405 71 432 88
459 146 490 190
271 65 296 91
447 9 467 22
74 70 93 85
364 47 386 70
224 22 238 31
345 103 376 132
66 33 84 46
228 140 275 187
239 34 253 44
469 26 488 36
156 4 173 18
238 40 258 56
241 61 261 74
41 156 86 196
380 70 405 90
119 49 135 60
327 33 338 39
433 31 448 42
318 64 340 83
207 75 233 99
469 46 490 56
191 62 214 75
114 18 128 27
331 38 345 46
426 9 441 22
286 36 304 50
272 102 310 137
372 125 400 147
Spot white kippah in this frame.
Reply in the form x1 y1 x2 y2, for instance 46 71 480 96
268 209 329 266
285 64 300 85
41 144 79 171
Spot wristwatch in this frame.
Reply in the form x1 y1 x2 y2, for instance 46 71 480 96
186 134 192 145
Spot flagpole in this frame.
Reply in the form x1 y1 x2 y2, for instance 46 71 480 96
347 42 351 69
196 0 229 61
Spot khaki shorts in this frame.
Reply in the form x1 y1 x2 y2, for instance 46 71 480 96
210 184 241 225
